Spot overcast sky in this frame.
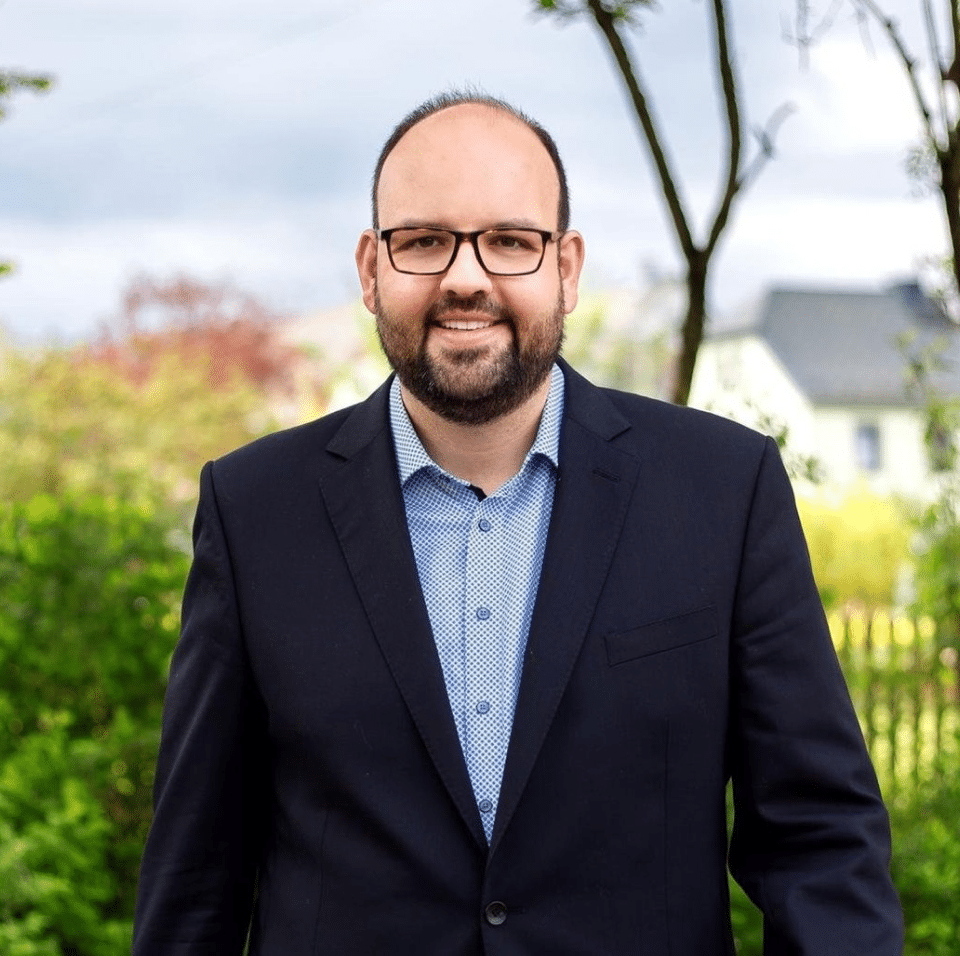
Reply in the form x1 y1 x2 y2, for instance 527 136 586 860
0 0 944 343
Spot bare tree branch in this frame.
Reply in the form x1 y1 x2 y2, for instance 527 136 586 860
537 0 789 403
738 103 797 190
788 0 845 69
584 0 697 260
854 0 940 148
704 0 745 260
922 0 949 142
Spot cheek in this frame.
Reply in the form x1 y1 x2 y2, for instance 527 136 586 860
501 274 562 323
377 269 437 320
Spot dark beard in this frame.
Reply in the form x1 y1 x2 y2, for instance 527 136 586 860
375 292 564 426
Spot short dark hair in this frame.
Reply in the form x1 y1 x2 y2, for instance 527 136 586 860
371 90 570 232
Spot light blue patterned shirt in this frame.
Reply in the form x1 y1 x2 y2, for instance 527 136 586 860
389 366 563 842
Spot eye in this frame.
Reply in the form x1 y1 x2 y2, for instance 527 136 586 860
487 231 537 252
392 230 453 253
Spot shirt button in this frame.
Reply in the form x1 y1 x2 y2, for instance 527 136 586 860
478 518 492 532
476 700 491 714
484 901 508 926
476 607 491 620
478 798 493 813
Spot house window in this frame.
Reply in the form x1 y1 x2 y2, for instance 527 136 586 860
854 423 882 472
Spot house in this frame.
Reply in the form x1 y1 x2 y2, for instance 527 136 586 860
688 281 960 500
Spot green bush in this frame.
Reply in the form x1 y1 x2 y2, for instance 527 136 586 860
729 873 763 955
0 494 189 955
889 759 960 956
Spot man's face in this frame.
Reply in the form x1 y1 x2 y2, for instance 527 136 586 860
356 104 584 424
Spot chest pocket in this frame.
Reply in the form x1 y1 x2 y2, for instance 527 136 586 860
605 605 718 666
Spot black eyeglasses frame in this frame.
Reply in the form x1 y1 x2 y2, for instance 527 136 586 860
376 227 564 277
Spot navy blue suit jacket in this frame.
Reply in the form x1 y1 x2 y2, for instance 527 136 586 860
133 361 903 955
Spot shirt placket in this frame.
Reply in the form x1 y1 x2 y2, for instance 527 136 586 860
462 493 508 841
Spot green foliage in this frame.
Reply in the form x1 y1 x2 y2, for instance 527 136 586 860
0 725 129 956
0 494 189 954
534 0 653 23
1 68 53 277
0 71 53 120
902 333 960 666
0 343 272 512
913 483 960 639
0 277 310 954
728 873 763 955
890 756 960 956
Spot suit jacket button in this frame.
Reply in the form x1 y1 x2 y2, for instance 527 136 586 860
484 901 508 925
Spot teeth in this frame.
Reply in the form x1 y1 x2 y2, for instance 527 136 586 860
440 320 493 331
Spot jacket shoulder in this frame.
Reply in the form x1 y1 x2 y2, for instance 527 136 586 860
205 381 390 502
595 384 771 462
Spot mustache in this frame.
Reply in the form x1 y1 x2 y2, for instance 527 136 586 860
425 294 510 325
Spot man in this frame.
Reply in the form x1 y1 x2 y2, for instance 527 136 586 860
133 92 903 955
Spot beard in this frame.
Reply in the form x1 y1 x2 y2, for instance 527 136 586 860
374 287 564 426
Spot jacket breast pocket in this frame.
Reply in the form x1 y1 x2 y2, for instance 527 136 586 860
605 605 718 666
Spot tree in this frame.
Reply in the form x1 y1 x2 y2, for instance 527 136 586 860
0 274 308 954
793 0 960 310
535 0 790 404
0 275 303 511
1 70 53 278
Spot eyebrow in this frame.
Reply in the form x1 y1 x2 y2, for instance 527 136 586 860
388 218 546 231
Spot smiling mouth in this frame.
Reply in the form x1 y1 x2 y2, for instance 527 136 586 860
436 318 497 331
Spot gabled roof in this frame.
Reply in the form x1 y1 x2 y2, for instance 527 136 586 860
710 281 960 406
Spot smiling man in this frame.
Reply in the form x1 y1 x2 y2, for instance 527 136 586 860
133 92 903 955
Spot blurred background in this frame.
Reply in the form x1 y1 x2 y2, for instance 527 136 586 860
0 1 957 953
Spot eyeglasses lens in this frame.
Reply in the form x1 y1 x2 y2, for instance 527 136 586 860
387 229 545 275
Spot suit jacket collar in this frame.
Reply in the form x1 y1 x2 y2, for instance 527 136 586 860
319 360 642 853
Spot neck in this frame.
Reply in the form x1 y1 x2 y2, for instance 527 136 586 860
400 376 553 496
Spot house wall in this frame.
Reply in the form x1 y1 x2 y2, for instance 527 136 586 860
690 337 948 501
812 406 935 501
689 335 816 454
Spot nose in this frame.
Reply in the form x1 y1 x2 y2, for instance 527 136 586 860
438 235 493 297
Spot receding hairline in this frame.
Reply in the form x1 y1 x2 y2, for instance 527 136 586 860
371 91 570 232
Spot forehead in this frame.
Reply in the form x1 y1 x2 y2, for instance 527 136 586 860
377 104 561 228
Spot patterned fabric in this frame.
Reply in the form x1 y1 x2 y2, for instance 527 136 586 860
389 366 563 841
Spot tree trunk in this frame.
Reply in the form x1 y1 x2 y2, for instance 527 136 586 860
672 252 709 405
939 148 960 300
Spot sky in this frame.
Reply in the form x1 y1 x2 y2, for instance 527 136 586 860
0 0 946 343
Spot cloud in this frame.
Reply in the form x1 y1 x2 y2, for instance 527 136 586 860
0 0 947 341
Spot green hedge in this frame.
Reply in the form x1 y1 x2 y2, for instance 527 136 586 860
0 494 188 955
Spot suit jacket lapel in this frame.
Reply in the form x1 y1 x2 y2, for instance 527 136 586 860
490 363 642 853
319 380 486 848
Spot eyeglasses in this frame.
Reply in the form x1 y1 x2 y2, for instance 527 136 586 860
377 227 563 276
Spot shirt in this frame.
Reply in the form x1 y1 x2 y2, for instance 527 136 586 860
389 366 563 841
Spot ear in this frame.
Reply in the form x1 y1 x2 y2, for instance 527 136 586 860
355 229 379 314
558 230 585 314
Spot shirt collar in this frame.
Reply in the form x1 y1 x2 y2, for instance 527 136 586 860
389 364 564 487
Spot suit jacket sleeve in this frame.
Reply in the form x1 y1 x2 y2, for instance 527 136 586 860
728 437 904 954
133 461 268 956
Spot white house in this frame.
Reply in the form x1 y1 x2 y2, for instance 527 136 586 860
689 281 960 501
